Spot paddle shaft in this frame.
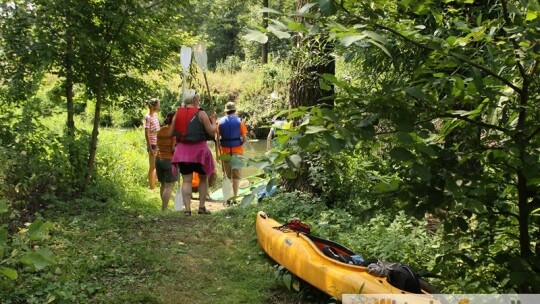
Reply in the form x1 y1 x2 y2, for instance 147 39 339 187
203 73 212 110
180 46 192 106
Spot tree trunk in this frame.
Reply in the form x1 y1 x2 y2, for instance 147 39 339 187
85 60 106 185
282 0 336 192
262 0 269 64
515 80 533 292
64 25 76 162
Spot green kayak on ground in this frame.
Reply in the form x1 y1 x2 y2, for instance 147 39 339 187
210 175 267 201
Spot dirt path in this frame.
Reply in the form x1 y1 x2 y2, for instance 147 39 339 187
132 203 297 304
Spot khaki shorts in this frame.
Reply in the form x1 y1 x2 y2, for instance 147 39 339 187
223 155 241 180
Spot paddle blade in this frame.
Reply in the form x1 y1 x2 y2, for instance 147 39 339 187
180 46 192 73
193 43 208 72
173 186 184 211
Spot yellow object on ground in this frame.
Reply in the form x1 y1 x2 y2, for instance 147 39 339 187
255 211 438 303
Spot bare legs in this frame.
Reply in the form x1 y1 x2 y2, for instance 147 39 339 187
198 174 208 208
182 174 193 212
232 178 240 197
160 182 174 211
148 152 157 189
181 173 210 214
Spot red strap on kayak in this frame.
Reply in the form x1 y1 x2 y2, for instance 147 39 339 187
275 219 311 234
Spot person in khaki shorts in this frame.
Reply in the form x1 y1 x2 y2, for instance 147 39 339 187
217 102 249 205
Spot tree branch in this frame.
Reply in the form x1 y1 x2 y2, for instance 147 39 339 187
438 113 510 134
526 127 540 143
501 0 528 82
338 4 523 94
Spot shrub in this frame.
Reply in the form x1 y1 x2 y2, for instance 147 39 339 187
216 55 243 74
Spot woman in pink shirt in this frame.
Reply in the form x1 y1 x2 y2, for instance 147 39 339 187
144 98 160 190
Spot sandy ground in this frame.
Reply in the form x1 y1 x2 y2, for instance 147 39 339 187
184 198 229 213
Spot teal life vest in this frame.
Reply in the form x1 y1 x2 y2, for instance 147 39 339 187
219 115 243 147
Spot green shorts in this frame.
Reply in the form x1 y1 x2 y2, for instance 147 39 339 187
155 157 178 183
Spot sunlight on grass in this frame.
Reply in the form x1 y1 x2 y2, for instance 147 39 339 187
35 127 298 303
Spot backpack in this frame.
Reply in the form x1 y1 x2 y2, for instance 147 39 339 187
387 265 422 294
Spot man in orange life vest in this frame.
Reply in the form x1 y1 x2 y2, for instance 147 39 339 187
217 102 249 204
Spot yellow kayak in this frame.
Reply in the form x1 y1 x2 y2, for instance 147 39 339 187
255 211 438 303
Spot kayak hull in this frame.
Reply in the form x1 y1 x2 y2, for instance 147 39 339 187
255 211 437 302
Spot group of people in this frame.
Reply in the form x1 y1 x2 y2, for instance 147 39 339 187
143 89 249 215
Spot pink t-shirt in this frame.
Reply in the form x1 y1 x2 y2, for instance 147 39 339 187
143 113 160 145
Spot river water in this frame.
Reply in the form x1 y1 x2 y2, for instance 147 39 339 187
208 139 268 177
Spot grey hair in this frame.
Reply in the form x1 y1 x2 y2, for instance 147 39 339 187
184 89 199 105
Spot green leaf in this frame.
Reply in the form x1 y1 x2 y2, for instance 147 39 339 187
456 217 469 231
364 30 386 44
266 178 278 192
465 199 487 213
269 19 288 30
405 87 435 103
297 135 313 149
20 248 55 270
0 267 18 280
460 254 475 267
267 25 291 39
305 126 327 134
318 78 332 91
0 200 7 213
322 133 343 153
526 10 538 21
0 228 7 245
287 155 302 168
254 160 271 170
298 3 317 15
287 21 307 32
231 156 244 169
241 194 255 208
28 220 52 241
242 29 268 44
369 40 391 57
318 0 338 16
283 273 292 290
389 147 415 162
259 8 282 15
508 257 530 271
219 154 232 161
411 163 432 182
373 179 400 193
0 228 6 258
397 132 415 146
340 34 366 47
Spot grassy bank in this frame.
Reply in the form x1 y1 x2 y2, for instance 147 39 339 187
9 191 300 303
1 126 443 303
0 126 300 303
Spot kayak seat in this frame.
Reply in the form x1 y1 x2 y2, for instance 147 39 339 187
322 246 354 264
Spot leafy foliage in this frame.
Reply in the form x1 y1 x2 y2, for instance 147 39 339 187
246 0 540 292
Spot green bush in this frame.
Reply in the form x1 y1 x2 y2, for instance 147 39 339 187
216 55 243 74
